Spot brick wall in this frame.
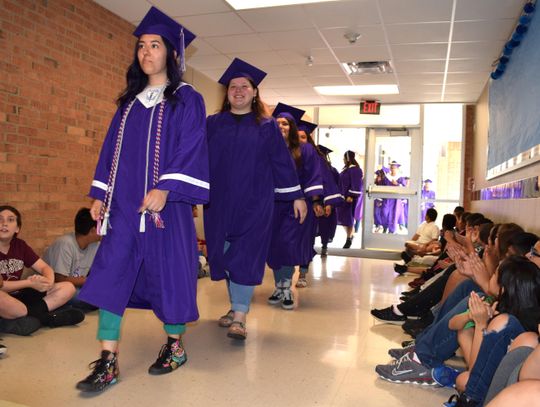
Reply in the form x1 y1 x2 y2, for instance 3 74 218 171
0 0 135 254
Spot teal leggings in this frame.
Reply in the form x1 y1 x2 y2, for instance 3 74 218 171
97 309 186 341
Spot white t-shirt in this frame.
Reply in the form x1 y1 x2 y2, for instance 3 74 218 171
415 221 440 244
43 233 99 278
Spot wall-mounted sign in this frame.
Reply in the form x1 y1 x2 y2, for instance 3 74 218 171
360 100 381 115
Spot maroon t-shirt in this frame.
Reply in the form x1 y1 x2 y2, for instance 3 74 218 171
0 237 39 281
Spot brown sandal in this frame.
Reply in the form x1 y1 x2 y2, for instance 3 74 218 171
218 310 235 327
227 321 247 340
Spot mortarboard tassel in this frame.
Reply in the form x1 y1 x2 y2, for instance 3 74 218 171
98 212 110 236
139 212 146 233
151 212 165 229
179 27 186 73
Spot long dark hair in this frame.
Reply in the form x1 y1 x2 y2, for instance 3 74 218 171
278 116 301 167
496 256 540 323
117 36 182 108
343 150 359 170
219 77 270 124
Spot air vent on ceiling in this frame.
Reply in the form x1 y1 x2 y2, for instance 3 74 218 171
342 61 393 75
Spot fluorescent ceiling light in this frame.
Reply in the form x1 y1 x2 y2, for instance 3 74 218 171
314 85 399 96
225 0 340 10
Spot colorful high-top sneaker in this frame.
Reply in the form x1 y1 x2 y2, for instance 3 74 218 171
148 339 187 375
76 350 119 392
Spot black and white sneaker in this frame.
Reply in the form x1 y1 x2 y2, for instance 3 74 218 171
375 353 437 386
394 263 408 275
371 306 407 324
268 288 284 305
281 289 294 310
0 340 6 356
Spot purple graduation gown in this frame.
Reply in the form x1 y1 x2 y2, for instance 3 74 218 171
381 175 406 233
318 165 343 245
79 84 209 324
267 143 323 269
336 166 363 227
204 112 302 286
420 189 436 221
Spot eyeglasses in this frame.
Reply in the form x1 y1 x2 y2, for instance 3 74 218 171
529 246 540 258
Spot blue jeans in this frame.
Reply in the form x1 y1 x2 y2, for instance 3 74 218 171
435 279 481 322
226 279 254 314
223 241 255 314
273 266 295 284
465 314 525 404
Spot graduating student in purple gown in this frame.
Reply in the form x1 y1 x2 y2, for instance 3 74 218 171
380 161 406 233
373 168 388 232
76 7 209 393
296 124 343 287
204 60 306 340
267 105 323 310
336 151 363 248
420 179 436 222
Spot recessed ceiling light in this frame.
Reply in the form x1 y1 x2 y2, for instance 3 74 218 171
314 85 399 96
225 0 340 10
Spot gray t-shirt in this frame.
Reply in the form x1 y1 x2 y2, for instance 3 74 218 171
43 233 99 277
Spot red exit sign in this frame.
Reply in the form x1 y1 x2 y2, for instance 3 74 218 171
360 100 381 115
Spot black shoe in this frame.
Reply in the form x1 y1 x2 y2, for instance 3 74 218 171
321 245 328 257
76 350 119 392
148 339 187 375
401 286 420 297
445 393 479 407
402 312 434 337
400 251 412 263
343 237 353 249
370 306 407 325
393 263 408 275
46 308 85 327
401 339 415 348
0 316 41 336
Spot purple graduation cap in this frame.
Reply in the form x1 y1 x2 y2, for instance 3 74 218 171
389 160 401 168
218 58 267 87
317 144 332 155
133 7 196 54
424 179 433 183
298 120 318 135
272 102 305 124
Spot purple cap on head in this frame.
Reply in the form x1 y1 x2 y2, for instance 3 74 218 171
424 179 433 183
317 144 332 155
218 58 267 87
133 7 196 54
298 120 318 135
389 161 401 168
272 103 305 124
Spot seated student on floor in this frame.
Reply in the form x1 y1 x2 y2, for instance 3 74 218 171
395 208 440 272
0 205 84 335
44 208 100 312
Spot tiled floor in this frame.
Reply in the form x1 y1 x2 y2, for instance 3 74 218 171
0 255 454 407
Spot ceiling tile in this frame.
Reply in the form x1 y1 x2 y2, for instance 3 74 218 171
205 34 271 53
320 26 386 47
453 20 516 42
350 74 397 85
186 54 232 70
94 0 150 23
276 48 336 65
295 63 345 76
379 0 453 24
238 6 312 32
260 29 327 51
393 59 446 73
185 38 221 57
398 73 445 85
261 77 312 88
392 43 448 59
151 0 232 16
261 64 303 78
386 22 451 44
180 12 254 37
275 87 320 97
455 0 524 20
446 72 490 84
305 0 381 28
306 76 352 86
447 58 492 72
333 45 391 62
226 50 287 66
450 41 505 59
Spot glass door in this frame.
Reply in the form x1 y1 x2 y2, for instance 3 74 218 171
362 127 422 251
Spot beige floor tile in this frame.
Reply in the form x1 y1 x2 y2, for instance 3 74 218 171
0 256 454 407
